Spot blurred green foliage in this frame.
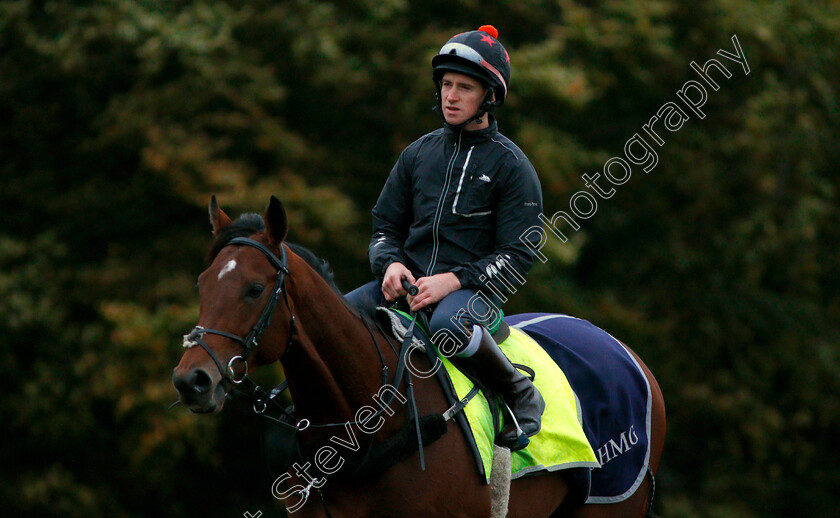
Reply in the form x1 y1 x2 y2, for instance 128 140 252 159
1 1 838 516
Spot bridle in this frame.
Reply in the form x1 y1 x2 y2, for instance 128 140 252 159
182 236 296 391
178 235 469 514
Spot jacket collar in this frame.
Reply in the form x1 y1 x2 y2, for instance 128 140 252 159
443 115 499 145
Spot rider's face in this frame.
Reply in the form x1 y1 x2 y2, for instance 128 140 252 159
440 72 490 129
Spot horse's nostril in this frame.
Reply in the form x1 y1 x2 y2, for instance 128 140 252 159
192 369 212 393
173 368 214 395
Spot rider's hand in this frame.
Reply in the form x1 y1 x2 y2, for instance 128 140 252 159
382 262 416 301
408 272 461 311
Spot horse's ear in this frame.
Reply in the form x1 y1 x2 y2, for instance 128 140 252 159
265 195 288 245
208 195 233 235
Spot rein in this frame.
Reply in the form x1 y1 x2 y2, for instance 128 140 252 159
181 236 473 513
183 237 295 390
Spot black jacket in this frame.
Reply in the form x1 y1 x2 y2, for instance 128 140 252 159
368 119 543 298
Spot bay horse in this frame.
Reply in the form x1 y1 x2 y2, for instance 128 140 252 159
173 196 666 518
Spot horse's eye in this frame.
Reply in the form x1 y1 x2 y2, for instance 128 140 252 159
246 283 265 299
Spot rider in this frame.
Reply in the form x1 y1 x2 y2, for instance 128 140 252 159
346 25 544 451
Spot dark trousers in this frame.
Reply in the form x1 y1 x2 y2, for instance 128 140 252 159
345 279 504 356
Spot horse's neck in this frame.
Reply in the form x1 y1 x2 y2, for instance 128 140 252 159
281 254 393 426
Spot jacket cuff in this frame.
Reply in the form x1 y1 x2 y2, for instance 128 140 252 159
450 265 473 290
378 258 397 279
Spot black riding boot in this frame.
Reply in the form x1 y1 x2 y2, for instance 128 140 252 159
457 326 545 451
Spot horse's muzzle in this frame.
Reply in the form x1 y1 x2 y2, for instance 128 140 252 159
172 366 226 413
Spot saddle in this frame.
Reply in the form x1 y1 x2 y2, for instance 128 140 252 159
261 310 650 506
376 308 599 485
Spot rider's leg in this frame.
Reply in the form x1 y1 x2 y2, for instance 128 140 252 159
429 290 545 451
344 279 387 308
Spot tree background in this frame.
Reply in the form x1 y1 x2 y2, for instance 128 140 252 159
1 0 838 516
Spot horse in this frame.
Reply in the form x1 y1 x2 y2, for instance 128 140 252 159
173 196 666 518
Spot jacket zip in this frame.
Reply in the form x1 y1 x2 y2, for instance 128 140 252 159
453 145 492 216
426 133 462 275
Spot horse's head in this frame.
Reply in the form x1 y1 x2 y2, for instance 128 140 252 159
173 195 292 413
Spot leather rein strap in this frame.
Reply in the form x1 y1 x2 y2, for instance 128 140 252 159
183 237 295 391
181 236 474 512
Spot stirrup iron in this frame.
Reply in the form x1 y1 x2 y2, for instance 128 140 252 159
500 402 530 452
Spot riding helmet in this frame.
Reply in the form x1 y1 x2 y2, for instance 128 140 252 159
432 25 511 109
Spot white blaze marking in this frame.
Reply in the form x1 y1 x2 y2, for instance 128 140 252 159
218 259 237 279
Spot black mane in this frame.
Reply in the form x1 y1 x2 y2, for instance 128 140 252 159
208 213 343 296
208 213 265 261
286 242 342 296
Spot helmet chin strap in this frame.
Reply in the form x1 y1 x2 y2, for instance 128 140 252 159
434 88 496 130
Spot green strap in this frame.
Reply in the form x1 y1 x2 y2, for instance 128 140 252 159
391 308 505 335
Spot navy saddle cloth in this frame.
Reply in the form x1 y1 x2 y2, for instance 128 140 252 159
507 313 652 503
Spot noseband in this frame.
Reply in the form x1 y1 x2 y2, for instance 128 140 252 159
183 237 295 386
178 235 470 513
